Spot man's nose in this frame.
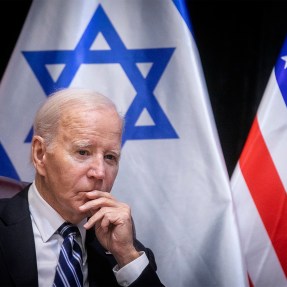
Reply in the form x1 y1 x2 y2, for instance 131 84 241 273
87 156 105 179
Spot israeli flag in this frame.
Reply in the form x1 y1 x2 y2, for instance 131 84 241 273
0 1 247 286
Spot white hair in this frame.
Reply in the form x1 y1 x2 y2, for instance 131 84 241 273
33 87 124 148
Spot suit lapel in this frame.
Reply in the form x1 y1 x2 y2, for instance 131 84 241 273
0 187 38 286
85 228 119 286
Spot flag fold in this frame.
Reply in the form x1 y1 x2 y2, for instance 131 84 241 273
231 36 287 287
0 1 247 286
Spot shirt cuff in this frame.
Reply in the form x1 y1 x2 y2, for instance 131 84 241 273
113 251 149 287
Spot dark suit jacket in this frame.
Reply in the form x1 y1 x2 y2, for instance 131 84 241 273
0 185 164 287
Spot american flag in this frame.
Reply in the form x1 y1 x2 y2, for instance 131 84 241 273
231 36 287 287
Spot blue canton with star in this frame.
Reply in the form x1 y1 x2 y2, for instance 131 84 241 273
22 4 178 147
275 37 287 107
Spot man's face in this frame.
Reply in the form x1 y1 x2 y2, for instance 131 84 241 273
35 105 122 223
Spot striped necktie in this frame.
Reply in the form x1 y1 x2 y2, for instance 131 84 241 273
53 222 83 287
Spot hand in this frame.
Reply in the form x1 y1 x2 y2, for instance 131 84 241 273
79 190 140 267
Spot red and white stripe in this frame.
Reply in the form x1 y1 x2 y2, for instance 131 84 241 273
231 70 287 286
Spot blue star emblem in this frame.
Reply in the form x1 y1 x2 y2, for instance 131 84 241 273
22 4 179 146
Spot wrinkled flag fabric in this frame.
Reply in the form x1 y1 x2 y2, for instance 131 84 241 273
231 36 287 287
0 1 247 286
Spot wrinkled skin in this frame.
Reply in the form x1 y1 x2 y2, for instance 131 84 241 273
32 104 139 267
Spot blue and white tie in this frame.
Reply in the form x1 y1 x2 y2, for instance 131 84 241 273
53 222 83 287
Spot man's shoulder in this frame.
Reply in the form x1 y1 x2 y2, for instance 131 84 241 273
0 188 30 225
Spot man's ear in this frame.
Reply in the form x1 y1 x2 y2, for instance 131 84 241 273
31 135 46 176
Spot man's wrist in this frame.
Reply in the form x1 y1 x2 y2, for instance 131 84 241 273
113 251 148 286
116 249 141 268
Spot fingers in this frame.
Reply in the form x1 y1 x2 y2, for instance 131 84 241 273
79 190 131 231
86 204 131 229
79 190 115 213
80 191 135 260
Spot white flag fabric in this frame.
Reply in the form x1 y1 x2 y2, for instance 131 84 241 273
231 36 287 287
0 1 247 286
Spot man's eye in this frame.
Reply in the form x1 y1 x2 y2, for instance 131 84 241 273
105 154 117 162
78 150 89 156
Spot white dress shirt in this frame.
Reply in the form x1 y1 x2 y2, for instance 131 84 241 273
28 182 148 287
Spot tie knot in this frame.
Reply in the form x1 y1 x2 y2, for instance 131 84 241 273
58 222 80 239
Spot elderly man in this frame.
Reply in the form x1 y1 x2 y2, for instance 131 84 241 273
0 88 164 287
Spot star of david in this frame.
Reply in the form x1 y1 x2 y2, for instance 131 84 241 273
22 4 178 147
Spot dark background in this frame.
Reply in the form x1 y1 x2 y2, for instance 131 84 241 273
1 1 286 177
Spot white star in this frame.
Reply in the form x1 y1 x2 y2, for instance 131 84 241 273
281 56 287 69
